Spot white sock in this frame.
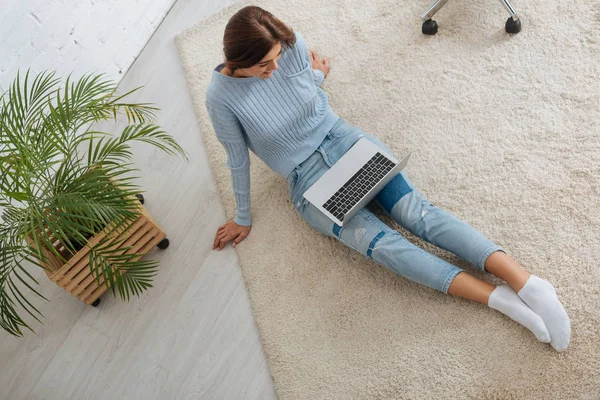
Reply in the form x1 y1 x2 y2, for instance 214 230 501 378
517 275 571 352
488 284 551 343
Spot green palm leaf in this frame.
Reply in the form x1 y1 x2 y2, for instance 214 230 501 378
0 70 187 336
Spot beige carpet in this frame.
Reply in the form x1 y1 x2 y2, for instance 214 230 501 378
176 0 600 398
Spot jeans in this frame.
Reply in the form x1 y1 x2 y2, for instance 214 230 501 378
287 118 506 294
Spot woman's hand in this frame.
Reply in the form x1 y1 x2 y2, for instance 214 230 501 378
213 218 252 250
309 49 330 78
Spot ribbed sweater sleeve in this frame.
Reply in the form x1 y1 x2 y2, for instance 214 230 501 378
285 31 311 71
287 31 326 87
312 69 325 87
206 99 252 226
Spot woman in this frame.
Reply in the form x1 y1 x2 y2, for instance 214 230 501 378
206 6 570 351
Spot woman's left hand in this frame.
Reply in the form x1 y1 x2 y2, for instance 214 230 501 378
309 49 330 78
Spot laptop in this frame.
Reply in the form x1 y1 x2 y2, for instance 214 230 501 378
303 137 411 227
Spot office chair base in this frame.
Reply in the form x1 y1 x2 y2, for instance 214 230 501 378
505 17 521 33
422 19 438 35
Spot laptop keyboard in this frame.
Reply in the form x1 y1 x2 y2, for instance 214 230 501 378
323 152 395 222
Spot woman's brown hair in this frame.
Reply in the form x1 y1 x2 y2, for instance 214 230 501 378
223 6 296 75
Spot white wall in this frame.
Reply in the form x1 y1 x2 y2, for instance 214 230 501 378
0 0 176 92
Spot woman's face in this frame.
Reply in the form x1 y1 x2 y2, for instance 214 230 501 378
240 42 283 79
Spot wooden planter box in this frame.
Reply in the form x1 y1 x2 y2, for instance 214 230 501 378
28 195 167 306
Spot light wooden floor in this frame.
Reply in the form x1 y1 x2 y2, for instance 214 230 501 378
0 0 279 399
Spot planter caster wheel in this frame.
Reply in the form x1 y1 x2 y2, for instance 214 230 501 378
91 298 101 307
135 193 144 204
422 19 438 35
157 238 169 250
505 17 521 34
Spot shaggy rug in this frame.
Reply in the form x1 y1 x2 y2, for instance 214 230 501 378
176 0 600 398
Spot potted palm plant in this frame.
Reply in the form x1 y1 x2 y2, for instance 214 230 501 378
0 70 187 337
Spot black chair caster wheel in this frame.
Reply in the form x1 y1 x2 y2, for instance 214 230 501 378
157 238 169 249
91 298 101 307
422 19 438 35
135 193 145 204
505 17 521 34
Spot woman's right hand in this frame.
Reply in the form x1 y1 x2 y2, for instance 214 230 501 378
309 50 331 78
213 218 252 250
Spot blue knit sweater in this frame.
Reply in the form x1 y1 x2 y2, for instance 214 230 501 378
205 32 339 226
